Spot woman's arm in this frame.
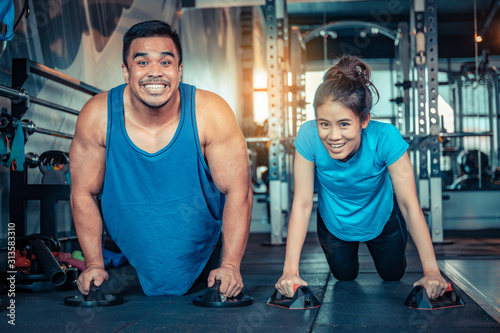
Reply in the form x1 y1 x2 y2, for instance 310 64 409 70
388 152 448 299
275 152 315 297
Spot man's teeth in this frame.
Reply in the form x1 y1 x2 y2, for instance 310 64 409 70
144 84 164 90
330 143 345 148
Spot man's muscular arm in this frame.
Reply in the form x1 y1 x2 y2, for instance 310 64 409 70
70 93 109 295
198 90 252 298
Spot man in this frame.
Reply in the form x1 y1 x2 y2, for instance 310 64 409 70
70 20 252 297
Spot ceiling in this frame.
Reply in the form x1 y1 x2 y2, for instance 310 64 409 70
183 0 500 62
286 0 500 60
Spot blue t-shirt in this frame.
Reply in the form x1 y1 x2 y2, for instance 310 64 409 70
294 120 409 242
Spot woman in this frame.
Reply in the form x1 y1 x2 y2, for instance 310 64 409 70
276 55 447 300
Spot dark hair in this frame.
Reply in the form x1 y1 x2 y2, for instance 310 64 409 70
122 20 182 68
313 55 379 123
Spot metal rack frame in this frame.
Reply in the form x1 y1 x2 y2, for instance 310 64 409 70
1 58 101 240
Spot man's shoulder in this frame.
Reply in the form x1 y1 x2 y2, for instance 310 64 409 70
88 83 126 108
194 88 233 121
195 87 225 104
193 88 241 145
91 90 110 104
76 90 109 142
80 91 109 118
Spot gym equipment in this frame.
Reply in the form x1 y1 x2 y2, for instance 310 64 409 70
72 250 85 261
404 282 465 310
39 150 70 185
192 280 254 308
57 252 86 272
494 167 500 178
17 234 60 252
64 281 126 308
30 238 66 285
12 234 77 291
448 149 492 190
458 150 489 176
267 285 321 309
24 152 40 168
102 248 127 268
449 174 493 190
3 58 101 242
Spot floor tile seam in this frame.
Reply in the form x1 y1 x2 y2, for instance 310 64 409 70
312 323 500 328
308 272 332 333
438 260 500 324
435 256 500 260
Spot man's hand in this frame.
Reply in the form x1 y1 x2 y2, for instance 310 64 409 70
207 263 243 298
76 264 109 295
276 274 308 298
413 272 447 299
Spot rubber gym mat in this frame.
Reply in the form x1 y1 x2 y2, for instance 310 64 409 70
1 233 499 332
312 272 500 332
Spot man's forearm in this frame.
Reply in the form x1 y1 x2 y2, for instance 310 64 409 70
220 188 252 269
71 193 105 268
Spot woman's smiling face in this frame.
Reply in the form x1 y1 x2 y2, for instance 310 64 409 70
316 100 370 162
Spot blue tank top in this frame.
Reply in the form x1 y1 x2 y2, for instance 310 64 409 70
100 83 224 296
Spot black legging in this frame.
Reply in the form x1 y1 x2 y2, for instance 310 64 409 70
317 198 408 281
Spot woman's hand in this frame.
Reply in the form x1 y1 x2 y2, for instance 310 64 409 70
413 272 448 299
275 274 308 298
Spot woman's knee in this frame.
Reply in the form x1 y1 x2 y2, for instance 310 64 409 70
379 271 404 281
332 270 359 281
327 257 360 281
321 248 360 281
377 262 405 281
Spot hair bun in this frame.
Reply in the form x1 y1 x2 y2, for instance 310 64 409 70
313 55 379 122
323 55 372 87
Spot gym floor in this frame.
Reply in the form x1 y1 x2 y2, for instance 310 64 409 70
1 229 500 332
